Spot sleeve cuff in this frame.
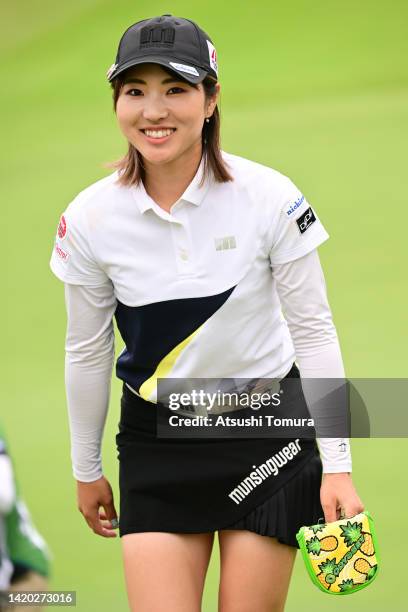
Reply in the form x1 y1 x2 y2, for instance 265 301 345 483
321 461 352 474
73 467 103 483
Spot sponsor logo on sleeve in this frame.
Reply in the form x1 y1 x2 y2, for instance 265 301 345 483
169 62 199 76
296 207 316 234
206 40 218 76
57 214 67 240
284 194 305 217
55 243 70 262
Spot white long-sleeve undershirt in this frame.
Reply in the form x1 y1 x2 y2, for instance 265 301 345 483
272 249 352 473
63 281 117 482
63 248 351 482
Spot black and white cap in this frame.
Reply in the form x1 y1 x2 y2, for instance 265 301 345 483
106 14 218 84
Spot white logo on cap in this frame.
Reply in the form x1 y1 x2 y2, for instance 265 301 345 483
169 62 199 76
206 40 218 76
106 63 118 79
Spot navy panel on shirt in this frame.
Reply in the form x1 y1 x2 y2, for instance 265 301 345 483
114 285 236 394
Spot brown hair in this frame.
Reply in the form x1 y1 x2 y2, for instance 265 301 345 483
105 65 234 188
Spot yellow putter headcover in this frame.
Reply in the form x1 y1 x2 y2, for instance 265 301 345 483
296 510 380 594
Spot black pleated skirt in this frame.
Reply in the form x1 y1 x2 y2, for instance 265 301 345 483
116 363 325 548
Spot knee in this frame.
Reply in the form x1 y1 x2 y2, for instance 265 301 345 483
218 587 286 612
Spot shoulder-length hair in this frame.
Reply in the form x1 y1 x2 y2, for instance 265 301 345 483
105 65 234 188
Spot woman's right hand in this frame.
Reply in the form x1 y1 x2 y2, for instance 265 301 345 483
76 475 119 537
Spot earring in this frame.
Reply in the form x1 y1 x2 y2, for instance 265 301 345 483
205 117 210 123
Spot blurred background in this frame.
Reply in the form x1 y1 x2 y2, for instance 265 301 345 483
1 0 407 610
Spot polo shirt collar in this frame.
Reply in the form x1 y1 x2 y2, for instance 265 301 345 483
132 155 211 214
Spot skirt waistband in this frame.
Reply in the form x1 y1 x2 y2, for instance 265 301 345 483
120 362 301 425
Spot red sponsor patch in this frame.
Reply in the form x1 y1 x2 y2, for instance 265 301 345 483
57 215 67 239
55 243 70 262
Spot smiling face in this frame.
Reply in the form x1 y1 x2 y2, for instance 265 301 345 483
115 63 219 169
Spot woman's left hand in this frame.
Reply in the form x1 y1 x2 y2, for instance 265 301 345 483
320 473 364 523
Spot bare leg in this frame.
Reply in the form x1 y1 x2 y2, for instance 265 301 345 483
218 530 297 612
121 531 214 612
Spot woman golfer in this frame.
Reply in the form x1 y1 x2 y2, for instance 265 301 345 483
50 14 364 612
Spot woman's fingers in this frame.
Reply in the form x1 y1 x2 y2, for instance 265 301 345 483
82 506 117 538
99 511 120 529
77 477 119 537
321 473 365 523
343 501 365 519
322 502 337 523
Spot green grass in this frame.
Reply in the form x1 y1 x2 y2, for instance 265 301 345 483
1 0 407 610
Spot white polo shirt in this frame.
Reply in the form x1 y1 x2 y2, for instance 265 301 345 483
50 150 331 395
50 150 352 480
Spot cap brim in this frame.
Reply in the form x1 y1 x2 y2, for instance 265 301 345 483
107 56 208 84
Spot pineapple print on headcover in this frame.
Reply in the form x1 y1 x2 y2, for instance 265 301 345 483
296 511 380 595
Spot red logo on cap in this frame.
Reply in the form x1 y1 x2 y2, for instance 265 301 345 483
57 215 67 239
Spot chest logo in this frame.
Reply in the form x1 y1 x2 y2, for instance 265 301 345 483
214 236 237 251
